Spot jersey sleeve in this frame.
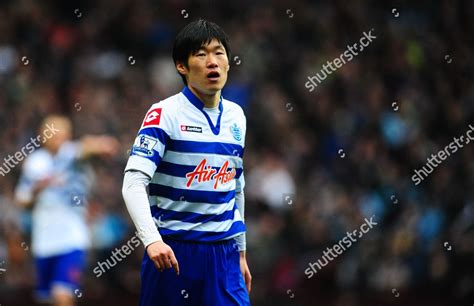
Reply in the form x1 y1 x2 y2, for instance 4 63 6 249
124 104 171 178
57 141 82 163
235 110 247 193
14 153 49 203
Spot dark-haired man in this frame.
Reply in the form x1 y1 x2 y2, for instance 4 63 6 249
122 19 251 305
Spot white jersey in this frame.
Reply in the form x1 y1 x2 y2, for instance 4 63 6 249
15 141 92 257
125 86 246 242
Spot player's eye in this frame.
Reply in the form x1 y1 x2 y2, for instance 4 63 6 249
196 53 206 57
216 51 224 55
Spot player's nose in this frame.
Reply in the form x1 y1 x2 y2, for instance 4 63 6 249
206 54 218 68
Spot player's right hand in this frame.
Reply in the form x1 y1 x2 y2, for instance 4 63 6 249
146 241 180 275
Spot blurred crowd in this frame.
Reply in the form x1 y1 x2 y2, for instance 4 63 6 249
0 0 473 305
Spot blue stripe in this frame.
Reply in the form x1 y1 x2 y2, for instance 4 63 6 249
138 127 170 146
158 221 246 242
149 184 235 204
130 147 163 165
151 205 236 224
157 161 243 178
167 139 243 156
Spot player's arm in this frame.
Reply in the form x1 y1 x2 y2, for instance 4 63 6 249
79 135 119 159
234 109 251 292
235 188 252 293
234 111 248 253
122 170 179 275
121 104 179 275
234 190 247 252
14 155 51 209
14 178 48 209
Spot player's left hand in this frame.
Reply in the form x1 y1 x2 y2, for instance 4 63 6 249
239 251 252 293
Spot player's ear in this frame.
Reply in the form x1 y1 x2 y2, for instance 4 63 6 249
176 62 188 75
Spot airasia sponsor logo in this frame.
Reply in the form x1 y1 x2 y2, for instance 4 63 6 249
185 159 236 189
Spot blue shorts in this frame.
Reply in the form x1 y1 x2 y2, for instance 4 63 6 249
35 249 86 301
139 238 250 306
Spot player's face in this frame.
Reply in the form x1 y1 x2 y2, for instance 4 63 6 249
43 117 72 153
178 39 230 96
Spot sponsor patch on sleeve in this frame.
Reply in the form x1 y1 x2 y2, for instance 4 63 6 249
142 107 162 127
131 135 158 157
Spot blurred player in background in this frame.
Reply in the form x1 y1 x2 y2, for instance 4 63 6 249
122 19 251 305
15 115 119 306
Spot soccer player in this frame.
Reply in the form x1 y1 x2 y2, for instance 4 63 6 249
122 19 251 305
14 115 118 306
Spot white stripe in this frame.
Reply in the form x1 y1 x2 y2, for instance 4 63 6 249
151 172 236 192
154 209 242 232
236 173 245 193
125 155 157 179
155 145 165 158
152 196 235 215
162 151 243 168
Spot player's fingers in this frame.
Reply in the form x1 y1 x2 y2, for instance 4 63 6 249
160 256 170 272
151 258 163 272
162 254 172 269
153 255 167 272
245 272 252 293
169 252 180 275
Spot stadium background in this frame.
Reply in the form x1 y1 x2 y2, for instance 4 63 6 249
0 0 473 305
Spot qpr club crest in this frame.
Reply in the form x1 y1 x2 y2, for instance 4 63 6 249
230 123 242 141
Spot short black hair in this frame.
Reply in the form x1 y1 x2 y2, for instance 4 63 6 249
172 19 231 85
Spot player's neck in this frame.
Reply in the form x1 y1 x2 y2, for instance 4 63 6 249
45 144 59 155
188 86 220 108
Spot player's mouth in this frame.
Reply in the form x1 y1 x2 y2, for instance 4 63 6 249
206 71 220 82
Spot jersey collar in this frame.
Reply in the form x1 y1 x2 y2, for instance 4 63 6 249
182 86 223 135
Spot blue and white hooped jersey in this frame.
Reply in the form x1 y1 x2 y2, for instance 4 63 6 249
15 142 92 257
125 87 246 242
